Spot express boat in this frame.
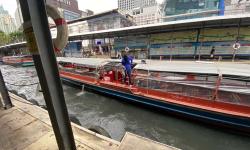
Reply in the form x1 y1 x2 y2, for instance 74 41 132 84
57 57 250 135
2 55 34 67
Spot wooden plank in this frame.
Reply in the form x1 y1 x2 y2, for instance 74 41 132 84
72 125 119 150
0 108 50 150
0 107 17 117
119 132 179 150
23 131 58 150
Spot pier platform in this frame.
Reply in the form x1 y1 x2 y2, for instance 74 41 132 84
0 93 178 150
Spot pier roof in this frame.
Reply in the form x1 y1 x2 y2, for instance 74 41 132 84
1 14 250 50
69 14 250 40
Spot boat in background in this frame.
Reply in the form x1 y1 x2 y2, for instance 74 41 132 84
57 57 250 135
2 55 34 67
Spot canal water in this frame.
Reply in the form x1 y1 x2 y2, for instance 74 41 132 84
1 65 250 150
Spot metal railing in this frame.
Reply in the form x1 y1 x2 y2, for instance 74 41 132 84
134 69 250 107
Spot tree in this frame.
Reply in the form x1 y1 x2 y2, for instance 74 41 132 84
0 30 10 46
9 31 25 43
0 31 25 46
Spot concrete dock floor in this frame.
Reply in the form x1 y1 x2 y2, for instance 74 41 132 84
0 93 178 150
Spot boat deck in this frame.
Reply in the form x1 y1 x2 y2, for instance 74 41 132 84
0 93 178 150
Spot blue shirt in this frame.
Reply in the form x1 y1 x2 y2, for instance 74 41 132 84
122 56 133 71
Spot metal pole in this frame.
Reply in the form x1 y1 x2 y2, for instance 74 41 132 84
19 0 76 149
170 33 173 62
0 69 13 109
194 29 201 60
198 29 204 61
147 34 151 59
232 19 241 62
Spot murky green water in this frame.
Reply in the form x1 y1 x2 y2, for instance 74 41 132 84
63 85 250 150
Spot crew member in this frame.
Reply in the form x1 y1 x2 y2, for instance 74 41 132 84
122 53 133 85
210 46 215 59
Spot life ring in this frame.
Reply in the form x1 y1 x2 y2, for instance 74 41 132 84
125 47 130 52
46 5 68 56
88 125 111 138
233 42 241 50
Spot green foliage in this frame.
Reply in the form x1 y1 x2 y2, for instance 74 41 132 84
9 31 25 43
0 30 25 46
0 30 10 46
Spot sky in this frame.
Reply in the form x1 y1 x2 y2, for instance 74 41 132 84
0 0 164 18
0 0 17 17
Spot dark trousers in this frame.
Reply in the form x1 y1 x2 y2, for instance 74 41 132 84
124 69 132 85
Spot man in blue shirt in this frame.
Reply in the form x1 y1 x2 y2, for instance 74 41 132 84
122 54 133 85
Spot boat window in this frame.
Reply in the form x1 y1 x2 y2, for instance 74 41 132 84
134 69 250 107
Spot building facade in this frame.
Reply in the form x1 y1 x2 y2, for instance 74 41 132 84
50 10 135 57
132 5 162 25
224 0 250 15
46 0 83 21
118 0 136 11
0 6 16 34
118 0 162 25
15 0 93 29
163 0 224 21
118 0 158 10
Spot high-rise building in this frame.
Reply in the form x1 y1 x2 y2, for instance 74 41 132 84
0 5 16 34
118 0 136 11
118 0 157 11
225 0 250 15
118 0 161 25
162 0 225 21
46 0 83 21
15 0 93 29
15 0 22 30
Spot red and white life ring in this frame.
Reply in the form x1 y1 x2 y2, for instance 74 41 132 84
125 47 130 52
233 42 241 50
46 5 68 55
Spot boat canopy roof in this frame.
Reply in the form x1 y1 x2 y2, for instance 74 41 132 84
57 57 250 78
134 60 250 78
57 57 109 67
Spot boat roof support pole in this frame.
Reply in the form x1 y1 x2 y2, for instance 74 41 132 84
0 69 13 109
19 0 76 149
198 22 205 61
147 34 151 59
194 28 201 60
232 19 242 62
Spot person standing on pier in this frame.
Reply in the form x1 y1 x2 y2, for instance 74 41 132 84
210 46 215 59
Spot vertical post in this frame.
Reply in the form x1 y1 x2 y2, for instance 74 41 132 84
70 42 73 57
198 28 204 61
147 34 151 59
194 29 201 60
170 33 173 62
212 74 222 100
108 37 111 57
218 0 225 16
20 0 76 149
232 19 241 62
0 69 13 109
